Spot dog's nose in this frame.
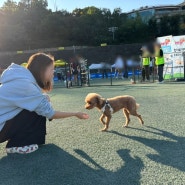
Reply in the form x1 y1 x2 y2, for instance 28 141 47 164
85 105 89 109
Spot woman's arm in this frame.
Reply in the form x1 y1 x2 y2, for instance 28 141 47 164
51 111 89 120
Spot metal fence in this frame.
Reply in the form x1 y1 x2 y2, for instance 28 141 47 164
53 65 161 88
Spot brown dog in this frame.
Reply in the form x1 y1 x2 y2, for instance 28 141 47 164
85 93 144 131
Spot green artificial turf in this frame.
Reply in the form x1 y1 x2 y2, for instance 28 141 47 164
0 82 185 185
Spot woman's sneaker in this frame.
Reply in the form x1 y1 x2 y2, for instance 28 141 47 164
6 144 38 154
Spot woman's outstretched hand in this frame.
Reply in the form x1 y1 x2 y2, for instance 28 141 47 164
52 111 89 119
75 112 89 119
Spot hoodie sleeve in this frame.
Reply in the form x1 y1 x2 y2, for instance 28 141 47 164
12 81 55 119
34 95 55 119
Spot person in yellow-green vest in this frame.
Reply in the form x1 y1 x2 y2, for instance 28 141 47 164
141 46 150 82
154 43 165 83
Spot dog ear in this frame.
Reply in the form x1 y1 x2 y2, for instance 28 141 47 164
96 96 104 106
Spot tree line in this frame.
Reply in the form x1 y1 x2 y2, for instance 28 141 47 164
0 0 185 51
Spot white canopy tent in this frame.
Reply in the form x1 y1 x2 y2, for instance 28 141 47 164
88 63 112 80
89 63 111 70
89 64 103 70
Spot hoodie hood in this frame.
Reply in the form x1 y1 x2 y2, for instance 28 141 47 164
0 63 36 84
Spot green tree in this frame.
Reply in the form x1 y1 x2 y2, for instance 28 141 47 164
1 0 18 13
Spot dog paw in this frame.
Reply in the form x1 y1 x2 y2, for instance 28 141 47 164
123 124 128 128
100 128 108 132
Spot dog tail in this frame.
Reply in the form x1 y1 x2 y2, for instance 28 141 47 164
136 103 140 109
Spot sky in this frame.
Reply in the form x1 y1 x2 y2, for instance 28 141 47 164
0 0 183 12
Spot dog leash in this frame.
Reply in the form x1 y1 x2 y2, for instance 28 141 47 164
101 100 114 114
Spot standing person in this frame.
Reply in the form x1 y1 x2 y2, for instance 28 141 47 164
70 56 80 85
114 54 124 79
154 43 165 83
56 69 62 82
141 46 150 82
102 63 108 79
0 53 89 154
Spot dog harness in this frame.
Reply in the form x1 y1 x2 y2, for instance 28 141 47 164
101 100 114 114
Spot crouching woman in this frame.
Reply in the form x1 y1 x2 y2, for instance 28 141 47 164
0 53 89 154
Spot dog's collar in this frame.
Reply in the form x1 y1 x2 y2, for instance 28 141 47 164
101 100 114 114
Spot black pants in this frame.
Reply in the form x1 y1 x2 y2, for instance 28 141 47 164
142 66 150 81
0 110 46 148
158 65 164 82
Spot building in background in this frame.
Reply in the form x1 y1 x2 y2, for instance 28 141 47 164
127 1 185 22
179 1 185 9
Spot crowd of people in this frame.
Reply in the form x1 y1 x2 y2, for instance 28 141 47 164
54 55 89 87
101 42 165 83
141 43 165 83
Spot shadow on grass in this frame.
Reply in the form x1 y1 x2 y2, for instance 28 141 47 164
74 149 144 185
120 85 156 91
0 144 143 185
110 126 185 172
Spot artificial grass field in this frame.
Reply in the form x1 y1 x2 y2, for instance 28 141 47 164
0 82 185 185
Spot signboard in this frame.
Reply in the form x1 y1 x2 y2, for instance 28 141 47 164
157 35 185 79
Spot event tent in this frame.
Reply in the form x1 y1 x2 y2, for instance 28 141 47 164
89 64 103 70
54 60 68 67
89 63 111 70
20 62 27 67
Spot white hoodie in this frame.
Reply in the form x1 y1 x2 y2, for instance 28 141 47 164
0 64 55 131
